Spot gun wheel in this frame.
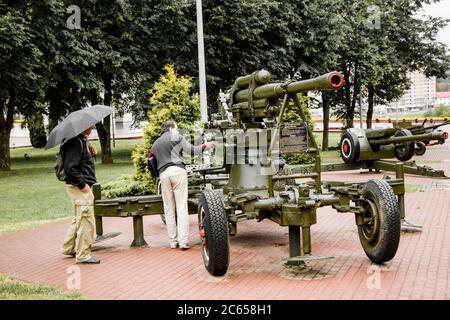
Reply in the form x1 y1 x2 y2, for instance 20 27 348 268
394 129 415 161
198 190 229 276
358 180 400 264
414 141 426 156
340 131 360 164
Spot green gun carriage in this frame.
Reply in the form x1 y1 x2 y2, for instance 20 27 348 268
94 70 406 277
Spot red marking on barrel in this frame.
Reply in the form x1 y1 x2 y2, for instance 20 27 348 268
328 72 344 89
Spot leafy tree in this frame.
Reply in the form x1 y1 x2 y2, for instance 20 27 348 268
328 0 449 130
131 65 200 189
0 1 46 170
364 0 449 128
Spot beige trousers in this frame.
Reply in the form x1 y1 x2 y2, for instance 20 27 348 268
62 185 95 262
160 166 189 247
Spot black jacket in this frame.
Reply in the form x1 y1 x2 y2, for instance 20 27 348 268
151 132 205 175
63 134 96 189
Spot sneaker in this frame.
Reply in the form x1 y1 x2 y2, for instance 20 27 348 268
64 252 76 257
77 257 101 264
170 243 179 249
180 245 190 251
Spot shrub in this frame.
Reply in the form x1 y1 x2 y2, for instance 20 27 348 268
424 105 450 118
282 153 315 165
131 64 201 192
101 175 150 199
27 112 47 149
281 94 315 165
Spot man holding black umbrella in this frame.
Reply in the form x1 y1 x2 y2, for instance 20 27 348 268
46 105 113 264
61 125 100 264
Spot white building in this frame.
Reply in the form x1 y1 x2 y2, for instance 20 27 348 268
386 71 436 113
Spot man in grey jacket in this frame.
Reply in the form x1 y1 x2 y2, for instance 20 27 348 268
151 121 214 250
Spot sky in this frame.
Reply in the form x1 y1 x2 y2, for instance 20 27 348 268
422 0 450 50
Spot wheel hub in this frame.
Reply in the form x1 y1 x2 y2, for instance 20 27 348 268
361 199 380 243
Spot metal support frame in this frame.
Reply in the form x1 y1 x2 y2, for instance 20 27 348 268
92 184 163 247
321 159 448 179
131 216 148 247
288 226 301 259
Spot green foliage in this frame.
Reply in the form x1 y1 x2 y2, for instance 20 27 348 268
101 175 150 199
131 65 200 189
282 94 313 126
283 153 315 165
0 274 83 300
27 112 47 149
281 94 315 165
329 0 450 128
424 105 450 118
0 139 136 235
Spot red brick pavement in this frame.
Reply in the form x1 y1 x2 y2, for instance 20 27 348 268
0 143 449 300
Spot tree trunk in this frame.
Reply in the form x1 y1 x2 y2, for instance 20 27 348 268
96 75 113 164
322 93 330 151
0 127 11 171
347 63 359 129
366 84 374 129
0 95 15 171
342 64 353 129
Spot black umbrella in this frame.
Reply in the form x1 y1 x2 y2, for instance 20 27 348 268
45 105 114 150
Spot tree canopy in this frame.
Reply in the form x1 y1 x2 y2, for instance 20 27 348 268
1 0 449 170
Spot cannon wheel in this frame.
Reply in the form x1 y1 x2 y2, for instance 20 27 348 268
394 129 415 161
340 131 360 164
414 141 426 156
358 180 400 263
198 190 229 276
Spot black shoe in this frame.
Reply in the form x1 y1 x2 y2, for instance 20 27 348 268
77 257 101 264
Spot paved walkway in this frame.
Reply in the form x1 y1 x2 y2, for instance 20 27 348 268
1 143 449 299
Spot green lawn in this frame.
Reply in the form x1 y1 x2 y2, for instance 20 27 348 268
312 131 342 151
0 138 142 235
0 274 83 300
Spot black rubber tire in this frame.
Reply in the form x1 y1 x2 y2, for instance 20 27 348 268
340 131 360 164
414 141 426 156
358 180 400 264
394 129 415 161
198 190 229 276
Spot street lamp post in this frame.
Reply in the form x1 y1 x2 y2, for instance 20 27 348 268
196 0 208 123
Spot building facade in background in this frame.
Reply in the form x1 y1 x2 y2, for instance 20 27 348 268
385 71 436 114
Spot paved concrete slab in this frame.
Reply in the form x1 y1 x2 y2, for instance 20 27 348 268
0 187 448 300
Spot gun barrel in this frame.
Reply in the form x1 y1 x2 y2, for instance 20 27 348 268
425 120 450 130
234 71 344 103
234 70 271 90
370 131 448 146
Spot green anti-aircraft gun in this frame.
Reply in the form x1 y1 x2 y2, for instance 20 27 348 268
395 119 450 156
93 70 408 277
339 127 447 164
194 70 405 276
318 125 449 179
